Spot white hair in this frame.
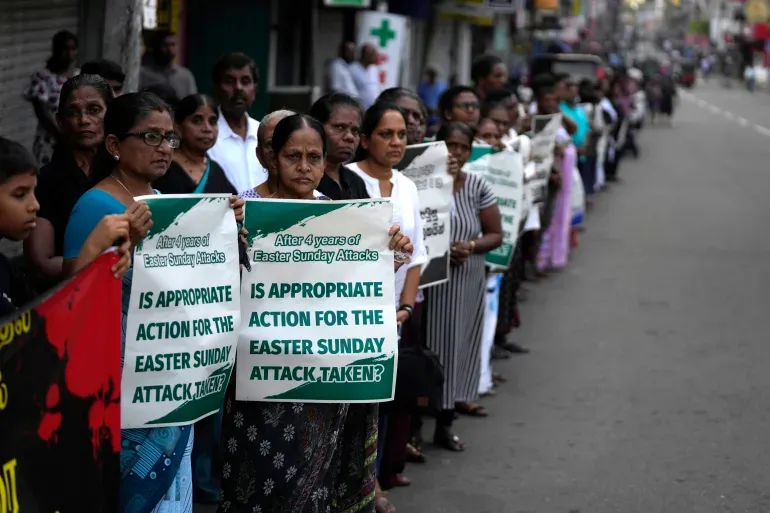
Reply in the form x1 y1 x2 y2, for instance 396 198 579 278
258 109 296 145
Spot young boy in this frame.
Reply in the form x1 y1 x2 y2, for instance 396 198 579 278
0 137 132 316
0 137 40 315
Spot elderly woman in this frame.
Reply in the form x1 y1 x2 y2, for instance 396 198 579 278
220 114 413 513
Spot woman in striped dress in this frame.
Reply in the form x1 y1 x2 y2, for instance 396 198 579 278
425 122 503 451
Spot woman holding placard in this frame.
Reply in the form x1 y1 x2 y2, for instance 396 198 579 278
63 92 245 513
220 113 413 513
425 122 503 451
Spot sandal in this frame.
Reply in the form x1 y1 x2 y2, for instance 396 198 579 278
434 427 466 452
406 443 427 463
455 402 489 417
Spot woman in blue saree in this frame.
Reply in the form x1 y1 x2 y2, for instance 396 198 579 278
63 92 243 513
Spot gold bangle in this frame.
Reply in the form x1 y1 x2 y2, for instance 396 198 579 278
469 240 476 253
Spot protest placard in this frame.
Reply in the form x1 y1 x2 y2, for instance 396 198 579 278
237 199 398 403
123 194 240 428
0 253 120 513
529 114 562 204
396 142 452 288
463 144 525 271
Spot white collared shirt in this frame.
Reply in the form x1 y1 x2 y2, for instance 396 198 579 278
208 110 267 192
347 163 428 307
328 58 359 98
350 62 381 111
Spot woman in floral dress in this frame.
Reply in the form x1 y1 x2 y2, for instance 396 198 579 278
24 30 80 166
219 114 413 513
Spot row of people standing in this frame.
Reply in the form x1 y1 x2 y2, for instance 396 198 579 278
7 41 641 513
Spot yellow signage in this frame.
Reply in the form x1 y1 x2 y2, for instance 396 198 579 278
535 0 559 10
156 0 180 33
438 0 494 25
746 0 770 23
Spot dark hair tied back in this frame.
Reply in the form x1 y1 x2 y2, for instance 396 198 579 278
59 74 114 113
435 122 474 145
174 94 219 125
354 102 406 161
271 114 327 156
308 93 361 124
90 92 173 186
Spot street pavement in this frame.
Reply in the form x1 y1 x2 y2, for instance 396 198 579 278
190 81 770 513
384 83 770 513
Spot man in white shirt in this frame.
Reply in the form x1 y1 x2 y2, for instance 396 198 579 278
327 41 359 99
349 43 381 110
208 52 267 192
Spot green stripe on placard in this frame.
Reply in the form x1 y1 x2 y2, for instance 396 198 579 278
146 362 233 425
265 354 395 402
138 196 210 252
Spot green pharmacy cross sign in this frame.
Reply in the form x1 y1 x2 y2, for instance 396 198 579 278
371 19 396 48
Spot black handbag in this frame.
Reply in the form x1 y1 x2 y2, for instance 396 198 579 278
394 345 444 412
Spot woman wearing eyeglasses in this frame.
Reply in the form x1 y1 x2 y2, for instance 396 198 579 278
437 85 481 130
63 92 244 513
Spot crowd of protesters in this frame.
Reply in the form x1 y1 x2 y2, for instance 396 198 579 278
0 30 648 513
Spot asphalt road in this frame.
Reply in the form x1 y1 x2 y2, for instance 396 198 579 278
384 82 770 513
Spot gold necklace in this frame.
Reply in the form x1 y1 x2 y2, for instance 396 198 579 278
111 175 133 195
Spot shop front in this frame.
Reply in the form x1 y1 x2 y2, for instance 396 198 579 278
0 0 81 149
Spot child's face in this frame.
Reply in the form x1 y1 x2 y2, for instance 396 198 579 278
0 170 39 241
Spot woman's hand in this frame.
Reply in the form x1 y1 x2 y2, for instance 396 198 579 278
450 240 471 266
73 214 131 278
447 153 460 177
84 214 130 257
388 224 413 271
127 201 152 247
396 310 410 324
230 195 245 223
111 239 132 278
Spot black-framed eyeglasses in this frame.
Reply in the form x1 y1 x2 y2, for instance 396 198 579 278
454 101 480 111
124 131 181 148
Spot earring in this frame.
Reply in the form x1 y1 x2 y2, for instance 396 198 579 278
114 154 120 161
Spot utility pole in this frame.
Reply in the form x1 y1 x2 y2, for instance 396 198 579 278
102 0 143 93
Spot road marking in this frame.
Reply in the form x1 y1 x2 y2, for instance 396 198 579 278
675 91 770 136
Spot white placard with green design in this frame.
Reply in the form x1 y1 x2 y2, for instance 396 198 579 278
529 113 562 205
123 194 241 428
396 141 452 289
237 198 398 403
463 144 525 271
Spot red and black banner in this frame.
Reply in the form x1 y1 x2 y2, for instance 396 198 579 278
0 253 121 512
